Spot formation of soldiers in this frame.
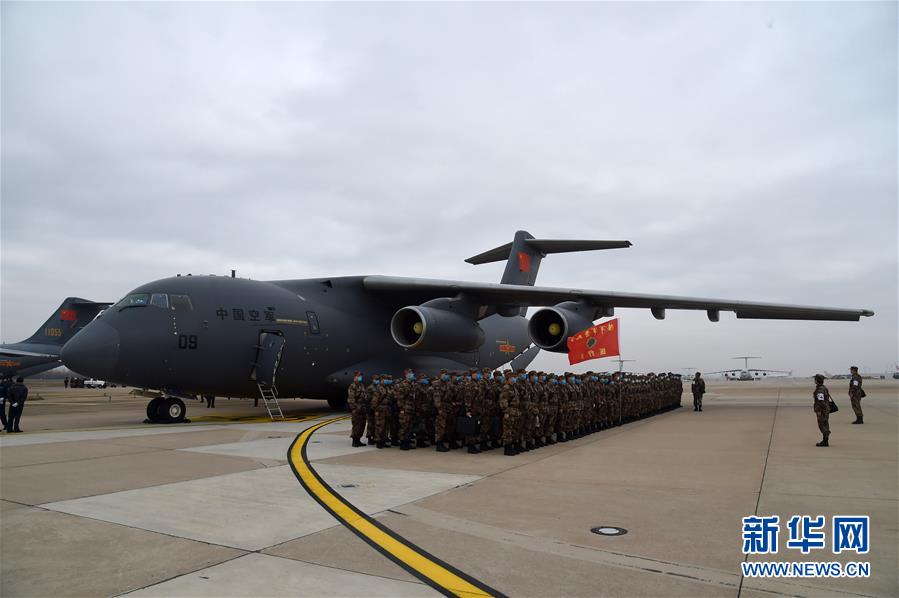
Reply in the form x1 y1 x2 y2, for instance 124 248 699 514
346 369 683 456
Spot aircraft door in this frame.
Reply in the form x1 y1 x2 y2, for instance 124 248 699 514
250 331 286 388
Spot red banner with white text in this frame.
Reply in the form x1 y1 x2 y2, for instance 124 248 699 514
567 318 620 365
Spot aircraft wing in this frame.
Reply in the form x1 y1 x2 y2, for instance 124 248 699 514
706 370 740 375
748 369 792 376
362 276 874 321
0 347 59 358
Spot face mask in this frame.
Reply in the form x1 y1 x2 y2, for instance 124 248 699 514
408 373 415 380
519 374 526 380
356 376 363 383
551 379 558 385
540 376 546 382
441 375 449 381
385 380 392 386
510 378 517 384
421 379 430 385
455 377 461 382
374 380 380 386
475 374 481 380
560 380 567 385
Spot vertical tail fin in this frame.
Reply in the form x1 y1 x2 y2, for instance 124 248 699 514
23 298 111 346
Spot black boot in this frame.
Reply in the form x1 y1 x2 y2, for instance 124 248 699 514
467 444 480 454
526 440 536 451
436 442 449 452
449 440 461 450
417 438 430 447
391 439 400 447
535 438 545 448
816 433 829 447
546 435 556 445
377 440 386 449
559 432 568 442
518 442 528 452
352 438 366 447
400 440 411 451
852 417 863 424
504 444 517 456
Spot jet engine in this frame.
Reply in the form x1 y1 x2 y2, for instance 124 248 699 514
390 301 485 352
528 301 597 353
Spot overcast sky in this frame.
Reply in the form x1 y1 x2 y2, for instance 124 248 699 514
2 2 896 377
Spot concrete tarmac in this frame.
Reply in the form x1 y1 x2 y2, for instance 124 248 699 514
1 379 896 597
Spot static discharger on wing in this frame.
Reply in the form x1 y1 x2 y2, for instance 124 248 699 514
59 230 873 424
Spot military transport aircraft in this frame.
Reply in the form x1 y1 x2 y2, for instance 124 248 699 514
1 298 111 378
709 356 792 381
60 231 874 423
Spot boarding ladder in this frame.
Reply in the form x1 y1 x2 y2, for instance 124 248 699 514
251 331 287 421
257 384 285 421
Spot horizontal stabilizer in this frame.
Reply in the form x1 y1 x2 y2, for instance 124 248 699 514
465 238 632 265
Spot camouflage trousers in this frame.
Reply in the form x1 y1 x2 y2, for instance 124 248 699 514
544 411 557 436
374 406 390 442
814 402 830 435
350 408 367 440
435 409 454 442
398 409 414 441
850 395 863 419
502 411 519 445
524 411 537 441
366 410 375 440
693 392 703 409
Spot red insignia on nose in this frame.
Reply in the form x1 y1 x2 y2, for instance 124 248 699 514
60 309 77 321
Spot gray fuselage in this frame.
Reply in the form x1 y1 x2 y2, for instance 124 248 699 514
62 275 531 400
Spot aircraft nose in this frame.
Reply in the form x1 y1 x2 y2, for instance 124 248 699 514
61 320 120 379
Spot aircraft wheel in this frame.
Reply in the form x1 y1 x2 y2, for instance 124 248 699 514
327 396 347 411
146 397 163 422
156 398 186 423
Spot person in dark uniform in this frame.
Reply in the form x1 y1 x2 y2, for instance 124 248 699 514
0 376 11 431
848 366 865 424
812 374 831 447
691 372 705 411
7 377 29 433
205 394 216 408
64 376 70 389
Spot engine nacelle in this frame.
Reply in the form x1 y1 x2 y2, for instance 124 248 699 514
390 305 485 352
528 302 595 353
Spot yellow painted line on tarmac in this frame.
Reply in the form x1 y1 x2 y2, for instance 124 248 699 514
287 417 503 598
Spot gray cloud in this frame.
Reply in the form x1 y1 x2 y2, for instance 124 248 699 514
2 2 896 376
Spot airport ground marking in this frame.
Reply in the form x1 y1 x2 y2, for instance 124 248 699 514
287 416 503 598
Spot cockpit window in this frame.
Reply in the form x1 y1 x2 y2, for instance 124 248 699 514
170 294 193 312
116 294 149 308
150 293 169 309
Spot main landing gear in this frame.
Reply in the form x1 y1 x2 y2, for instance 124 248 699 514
145 396 189 424
327 396 348 411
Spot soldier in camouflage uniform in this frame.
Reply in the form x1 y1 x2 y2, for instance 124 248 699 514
812 374 831 447
545 375 560 444
370 375 389 448
416 372 434 446
397 370 417 450
461 372 482 454
347 371 368 447
500 374 520 456
433 371 452 452
848 366 865 424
